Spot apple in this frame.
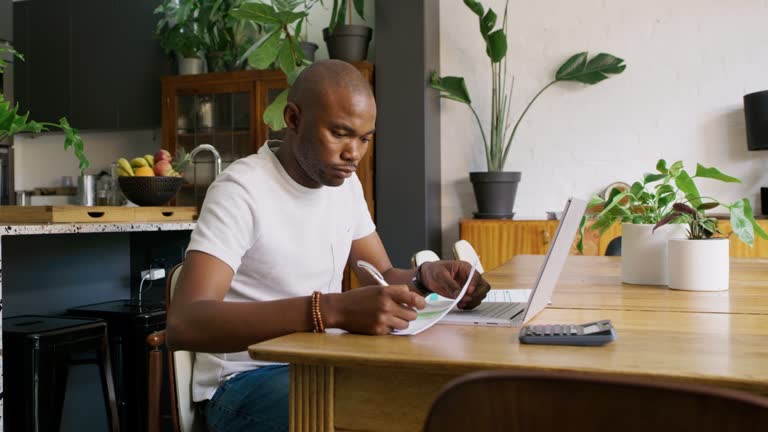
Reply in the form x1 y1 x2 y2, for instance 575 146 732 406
154 149 172 164
154 160 173 176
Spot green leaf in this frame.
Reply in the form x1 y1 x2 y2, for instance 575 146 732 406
353 0 365 20
274 0 304 12
246 31 281 70
743 199 768 241
59 117 89 174
643 173 666 183
463 0 485 17
337 0 348 28
429 72 472 104
480 9 497 38
577 215 586 254
263 88 289 131
277 40 298 76
555 52 626 84
231 3 282 25
669 161 683 177
485 29 507 63
629 181 644 199
729 199 754 247
674 170 701 208
276 10 308 25
329 0 340 33
694 164 741 183
656 159 668 174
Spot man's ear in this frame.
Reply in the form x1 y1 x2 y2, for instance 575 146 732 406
284 102 301 132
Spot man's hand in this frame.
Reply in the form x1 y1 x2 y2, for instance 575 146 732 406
325 285 426 335
419 260 491 310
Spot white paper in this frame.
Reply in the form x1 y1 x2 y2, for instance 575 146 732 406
427 289 531 304
391 260 478 336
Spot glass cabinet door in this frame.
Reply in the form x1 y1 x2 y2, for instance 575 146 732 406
174 85 253 208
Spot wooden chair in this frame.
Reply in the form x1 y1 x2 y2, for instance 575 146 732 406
424 370 768 432
147 264 206 432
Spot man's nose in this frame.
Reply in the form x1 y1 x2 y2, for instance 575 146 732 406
342 139 362 162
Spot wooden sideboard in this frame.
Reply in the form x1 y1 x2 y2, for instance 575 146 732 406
460 218 768 272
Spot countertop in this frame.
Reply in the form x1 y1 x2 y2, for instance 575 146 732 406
0 221 196 236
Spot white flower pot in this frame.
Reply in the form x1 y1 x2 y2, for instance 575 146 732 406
668 238 730 291
621 223 687 285
178 56 204 75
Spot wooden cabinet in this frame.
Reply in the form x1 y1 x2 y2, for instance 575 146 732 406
160 63 375 215
460 218 768 272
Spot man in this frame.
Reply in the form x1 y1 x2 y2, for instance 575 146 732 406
167 60 490 432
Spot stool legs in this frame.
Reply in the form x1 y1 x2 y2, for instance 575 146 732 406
98 334 121 432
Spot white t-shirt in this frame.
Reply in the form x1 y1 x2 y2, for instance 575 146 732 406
186 143 376 401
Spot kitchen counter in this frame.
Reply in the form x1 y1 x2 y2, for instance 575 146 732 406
0 221 195 236
0 220 196 430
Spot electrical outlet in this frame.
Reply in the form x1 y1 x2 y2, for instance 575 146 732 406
141 268 166 281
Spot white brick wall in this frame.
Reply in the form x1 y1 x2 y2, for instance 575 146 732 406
439 0 768 257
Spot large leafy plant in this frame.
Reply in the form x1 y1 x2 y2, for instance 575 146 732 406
577 159 768 252
0 46 88 174
232 1 312 130
430 0 626 172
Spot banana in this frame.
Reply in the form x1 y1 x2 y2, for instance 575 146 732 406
130 157 149 169
117 158 134 176
116 167 132 177
144 154 155 168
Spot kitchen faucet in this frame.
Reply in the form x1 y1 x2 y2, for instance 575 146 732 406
189 144 222 178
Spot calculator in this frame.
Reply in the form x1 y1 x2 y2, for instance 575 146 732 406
519 320 616 346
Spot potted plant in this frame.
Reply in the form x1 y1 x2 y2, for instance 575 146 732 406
232 1 311 130
1 46 90 203
296 0 324 62
430 0 625 219
154 0 206 75
651 168 767 291
322 0 372 62
578 160 688 285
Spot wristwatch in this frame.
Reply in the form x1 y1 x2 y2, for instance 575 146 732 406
412 262 432 296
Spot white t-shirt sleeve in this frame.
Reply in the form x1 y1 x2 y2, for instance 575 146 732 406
186 174 258 273
350 173 376 240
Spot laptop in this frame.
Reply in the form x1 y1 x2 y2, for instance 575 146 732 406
441 197 587 327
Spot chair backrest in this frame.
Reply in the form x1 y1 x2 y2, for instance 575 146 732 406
166 264 206 432
605 235 622 256
452 240 485 273
411 250 440 267
424 370 768 432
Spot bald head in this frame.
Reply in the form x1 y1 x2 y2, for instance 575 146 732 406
287 60 374 112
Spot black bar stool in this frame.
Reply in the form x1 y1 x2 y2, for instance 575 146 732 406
3 315 121 432
68 299 168 432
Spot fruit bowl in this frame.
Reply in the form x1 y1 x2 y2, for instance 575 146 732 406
118 176 185 206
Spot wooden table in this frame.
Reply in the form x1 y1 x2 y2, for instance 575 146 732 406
248 256 768 432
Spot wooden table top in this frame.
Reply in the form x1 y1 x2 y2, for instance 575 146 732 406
486 255 768 315
249 255 768 395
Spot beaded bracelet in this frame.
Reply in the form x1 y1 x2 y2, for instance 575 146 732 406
311 291 325 333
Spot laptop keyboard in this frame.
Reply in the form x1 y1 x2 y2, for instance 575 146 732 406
475 302 522 318
485 289 531 303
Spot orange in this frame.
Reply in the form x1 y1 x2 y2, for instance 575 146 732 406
134 166 155 177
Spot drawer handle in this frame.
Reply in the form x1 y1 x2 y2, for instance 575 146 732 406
161 212 174 217
542 230 551 244
87 212 105 218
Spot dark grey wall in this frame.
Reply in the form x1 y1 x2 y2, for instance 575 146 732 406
374 0 442 267
0 0 11 42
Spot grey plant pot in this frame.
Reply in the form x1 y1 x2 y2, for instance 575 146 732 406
323 24 372 62
177 56 204 75
469 171 522 219
299 41 319 62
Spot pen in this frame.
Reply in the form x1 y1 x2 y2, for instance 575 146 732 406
356 260 388 286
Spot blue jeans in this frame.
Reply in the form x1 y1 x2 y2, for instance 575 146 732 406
206 364 289 432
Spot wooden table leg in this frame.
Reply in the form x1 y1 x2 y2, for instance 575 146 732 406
290 364 334 432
